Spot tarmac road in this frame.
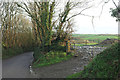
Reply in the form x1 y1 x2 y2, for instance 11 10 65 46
2 46 106 78
2 52 34 78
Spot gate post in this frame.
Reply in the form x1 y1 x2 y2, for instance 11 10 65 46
66 39 70 53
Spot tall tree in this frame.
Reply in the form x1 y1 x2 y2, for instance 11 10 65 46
17 1 55 50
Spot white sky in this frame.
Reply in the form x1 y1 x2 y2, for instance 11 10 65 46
69 0 118 34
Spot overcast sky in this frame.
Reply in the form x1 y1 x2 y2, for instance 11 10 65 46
70 0 118 34
0 0 118 34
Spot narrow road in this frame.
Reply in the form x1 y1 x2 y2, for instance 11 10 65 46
2 46 106 78
2 52 34 78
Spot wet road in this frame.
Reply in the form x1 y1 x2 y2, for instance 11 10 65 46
2 52 34 78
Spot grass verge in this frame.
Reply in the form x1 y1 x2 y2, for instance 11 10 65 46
32 44 74 68
2 46 34 59
2 47 23 59
32 51 74 68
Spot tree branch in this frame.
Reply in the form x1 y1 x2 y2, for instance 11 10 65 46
112 0 118 9
112 0 120 13
16 3 30 15
99 0 110 18
66 6 92 21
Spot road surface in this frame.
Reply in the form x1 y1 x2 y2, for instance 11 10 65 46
2 52 34 78
2 46 106 78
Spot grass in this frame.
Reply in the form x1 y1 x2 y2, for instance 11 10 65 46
2 46 34 59
67 42 120 79
32 44 74 68
32 51 74 68
2 47 23 59
71 43 97 46
72 34 118 43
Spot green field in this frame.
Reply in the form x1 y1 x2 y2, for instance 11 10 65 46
71 43 97 46
72 34 118 43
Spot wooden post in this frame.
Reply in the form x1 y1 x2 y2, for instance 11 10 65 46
85 40 87 45
66 40 70 53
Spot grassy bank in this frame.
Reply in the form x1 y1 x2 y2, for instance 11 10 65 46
32 51 73 68
67 42 120 79
32 45 74 68
2 47 23 59
2 46 34 59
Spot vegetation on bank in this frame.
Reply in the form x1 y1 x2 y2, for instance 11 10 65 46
67 42 120 79
2 46 34 59
32 51 73 68
32 44 74 68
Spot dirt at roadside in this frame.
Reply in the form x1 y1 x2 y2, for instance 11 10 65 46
33 51 90 78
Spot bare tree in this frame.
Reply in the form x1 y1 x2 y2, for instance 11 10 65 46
54 0 92 42
0 2 19 48
17 1 55 50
